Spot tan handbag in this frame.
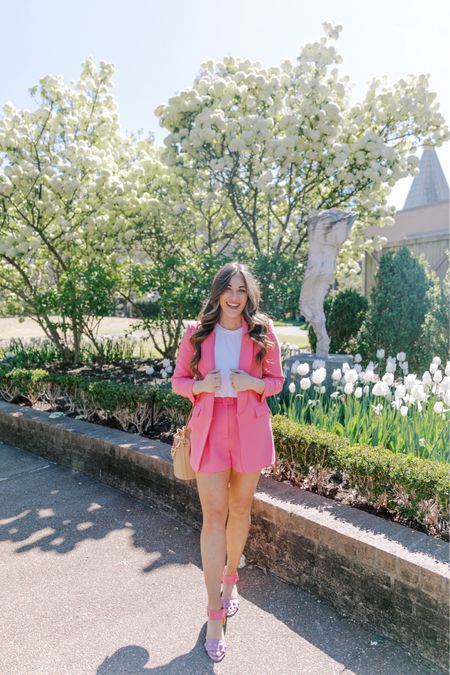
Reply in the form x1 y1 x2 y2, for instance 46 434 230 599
171 407 196 480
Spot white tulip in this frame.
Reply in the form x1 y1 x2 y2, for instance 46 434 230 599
342 362 350 372
362 369 376 384
444 390 450 406
433 370 443 383
344 369 358 384
411 384 426 402
445 362 450 377
432 356 442 366
288 382 296 393
440 376 450 392
429 363 438 375
433 401 444 414
331 368 342 381
385 361 396 374
354 387 363 399
311 367 327 385
312 359 325 369
290 360 300 373
405 374 418 391
394 384 406 399
300 377 311 390
382 372 394 386
400 405 408 417
396 352 406 362
297 363 310 376
376 349 385 359
344 382 354 395
354 353 362 363
372 381 389 397
144 366 154 375
422 371 432 386
418 438 426 447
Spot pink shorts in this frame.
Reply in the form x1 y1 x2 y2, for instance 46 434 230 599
197 397 261 473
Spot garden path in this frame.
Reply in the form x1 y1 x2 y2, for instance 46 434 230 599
0 441 441 674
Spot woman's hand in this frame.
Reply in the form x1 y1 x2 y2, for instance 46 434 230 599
196 369 222 394
230 369 264 393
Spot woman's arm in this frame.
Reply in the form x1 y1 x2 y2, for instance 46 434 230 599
170 322 200 404
257 319 285 403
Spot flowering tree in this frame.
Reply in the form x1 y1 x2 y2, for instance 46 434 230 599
0 59 154 363
155 23 449 280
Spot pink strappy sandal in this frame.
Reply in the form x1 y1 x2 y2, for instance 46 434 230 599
221 566 240 617
204 607 227 662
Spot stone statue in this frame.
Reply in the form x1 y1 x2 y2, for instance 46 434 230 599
299 208 357 356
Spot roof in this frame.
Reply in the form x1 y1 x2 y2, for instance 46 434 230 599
403 148 449 210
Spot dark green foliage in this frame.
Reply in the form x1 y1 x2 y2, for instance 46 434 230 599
358 247 431 368
271 414 449 519
416 266 450 369
309 289 368 354
239 251 305 320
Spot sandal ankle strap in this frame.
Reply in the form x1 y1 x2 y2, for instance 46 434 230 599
207 607 226 620
223 566 239 584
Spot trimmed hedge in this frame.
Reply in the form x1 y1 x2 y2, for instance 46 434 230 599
0 366 190 432
272 414 449 517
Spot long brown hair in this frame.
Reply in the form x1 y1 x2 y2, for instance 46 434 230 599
189 261 274 379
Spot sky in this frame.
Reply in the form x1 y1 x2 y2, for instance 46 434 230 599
1 0 449 210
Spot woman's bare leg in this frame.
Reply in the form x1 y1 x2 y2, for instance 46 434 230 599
224 469 261 594
195 468 231 651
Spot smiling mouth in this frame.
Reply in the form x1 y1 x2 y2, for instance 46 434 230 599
226 302 240 309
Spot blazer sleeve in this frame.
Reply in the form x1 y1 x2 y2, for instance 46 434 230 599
259 319 285 404
171 321 199 404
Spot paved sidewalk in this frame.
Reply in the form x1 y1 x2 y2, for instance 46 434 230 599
0 441 441 675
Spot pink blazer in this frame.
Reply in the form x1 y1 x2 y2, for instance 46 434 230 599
171 317 285 472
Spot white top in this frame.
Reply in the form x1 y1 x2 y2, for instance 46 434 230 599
214 323 243 397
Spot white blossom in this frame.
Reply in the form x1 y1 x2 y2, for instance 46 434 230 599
300 377 312 390
344 382 354 395
297 363 310 376
311 368 327 385
331 368 342 381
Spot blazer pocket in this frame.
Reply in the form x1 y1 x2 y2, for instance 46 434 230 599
254 402 270 417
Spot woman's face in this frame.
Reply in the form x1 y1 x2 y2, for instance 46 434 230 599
218 273 248 319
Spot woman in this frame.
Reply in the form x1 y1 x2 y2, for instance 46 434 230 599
171 261 285 662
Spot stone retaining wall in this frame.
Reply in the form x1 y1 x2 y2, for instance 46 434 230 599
0 401 448 671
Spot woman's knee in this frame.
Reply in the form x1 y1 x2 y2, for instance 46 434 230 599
201 502 228 528
196 468 230 527
228 499 252 520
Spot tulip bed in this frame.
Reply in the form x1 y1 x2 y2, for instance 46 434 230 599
279 353 449 463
